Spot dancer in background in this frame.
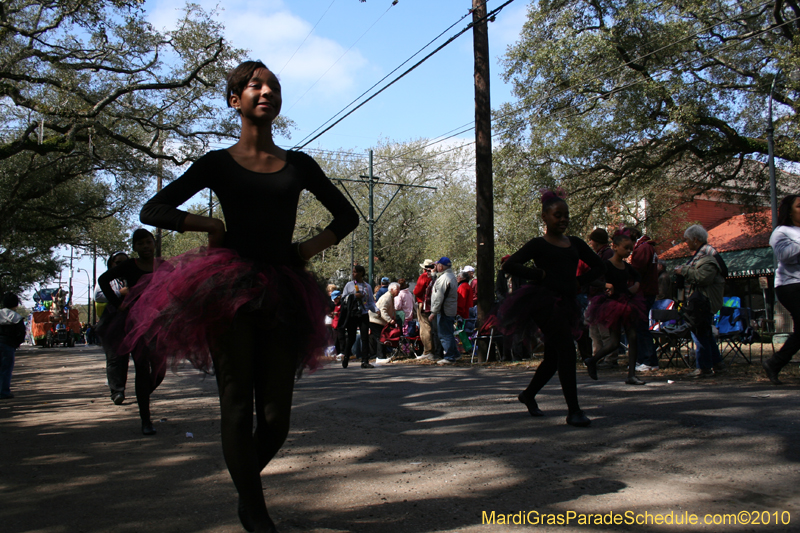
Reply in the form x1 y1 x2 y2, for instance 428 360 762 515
501 191 604 427
121 61 358 533
765 194 800 385
98 230 164 434
583 230 647 385
95 251 129 405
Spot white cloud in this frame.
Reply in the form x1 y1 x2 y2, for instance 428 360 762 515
144 0 369 106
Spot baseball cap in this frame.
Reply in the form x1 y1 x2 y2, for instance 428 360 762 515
437 257 452 267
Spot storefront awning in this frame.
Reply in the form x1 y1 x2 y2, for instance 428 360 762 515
664 247 775 279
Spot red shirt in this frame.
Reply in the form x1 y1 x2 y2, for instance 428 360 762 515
413 272 432 304
457 281 474 319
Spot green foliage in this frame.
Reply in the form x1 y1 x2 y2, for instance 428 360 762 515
495 0 800 235
0 0 246 293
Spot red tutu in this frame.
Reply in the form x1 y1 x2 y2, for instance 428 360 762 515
498 284 582 344
118 247 328 376
585 292 647 330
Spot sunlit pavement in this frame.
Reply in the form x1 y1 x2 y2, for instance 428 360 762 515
2 345 799 532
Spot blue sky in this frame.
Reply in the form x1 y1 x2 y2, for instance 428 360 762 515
38 0 531 305
145 0 529 152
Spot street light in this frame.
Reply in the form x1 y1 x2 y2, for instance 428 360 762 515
76 268 93 325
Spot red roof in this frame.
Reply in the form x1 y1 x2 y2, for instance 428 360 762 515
659 211 771 259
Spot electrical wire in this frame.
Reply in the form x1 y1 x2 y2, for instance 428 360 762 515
294 0 518 150
277 0 338 75
285 1 397 113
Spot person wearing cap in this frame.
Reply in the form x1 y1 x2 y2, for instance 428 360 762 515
413 259 437 359
431 257 459 364
375 276 390 301
456 271 474 320
463 265 478 307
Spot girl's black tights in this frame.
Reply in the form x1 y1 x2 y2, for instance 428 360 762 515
212 309 296 532
133 351 164 422
587 326 638 378
523 321 581 413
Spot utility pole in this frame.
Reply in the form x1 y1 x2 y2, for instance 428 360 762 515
368 150 376 284
473 0 495 360
155 119 164 258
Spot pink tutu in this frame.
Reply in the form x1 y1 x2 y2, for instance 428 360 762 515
118 247 328 376
585 292 647 330
498 284 582 344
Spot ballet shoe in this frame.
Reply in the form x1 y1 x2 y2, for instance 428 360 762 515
584 358 598 381
141 420 156 436
762 359 783 385
625 375 646 385
566 410 591 427
518 392 544 417
342 354 350 368
238 497 255 532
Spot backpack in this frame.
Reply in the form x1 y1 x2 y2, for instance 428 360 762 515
338 294 362 329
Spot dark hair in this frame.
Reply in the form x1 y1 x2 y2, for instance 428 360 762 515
131 228 155 245
778 195 800 226
353 265 366 275
226 60 269 109
625 226 642 241
589 228 609 244
2 292 20 309
611 229 632 245
106 251 128 268
541 190 567 213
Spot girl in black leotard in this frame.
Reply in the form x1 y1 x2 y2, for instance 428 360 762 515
500 191 605 427
583 230 647 385
119 61 358 533
98 229 165 435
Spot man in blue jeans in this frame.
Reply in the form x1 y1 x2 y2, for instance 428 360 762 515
430 257 459 364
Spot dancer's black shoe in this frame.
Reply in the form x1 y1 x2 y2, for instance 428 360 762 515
566 410 591 427
238 497 255 532
141 420 156 435
762 359 783 385
584 358 598 380
518 392 544 417
342 354 350 368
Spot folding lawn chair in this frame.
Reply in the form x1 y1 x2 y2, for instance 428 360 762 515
650 299 694 368
716 306 754 365
470 314 503 364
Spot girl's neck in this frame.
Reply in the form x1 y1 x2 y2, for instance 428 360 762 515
544 230 569 246
238 121 277 153
609 254 626 267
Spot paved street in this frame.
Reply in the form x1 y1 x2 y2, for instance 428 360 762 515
1 345 799 532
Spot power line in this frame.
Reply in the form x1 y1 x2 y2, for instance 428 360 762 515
293 1 487 148
294 0 518 150
285 1 398 113
277 0 338 75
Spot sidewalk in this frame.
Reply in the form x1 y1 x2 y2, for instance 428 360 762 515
1 345 799 532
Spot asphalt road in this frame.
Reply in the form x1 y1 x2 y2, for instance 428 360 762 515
1 345 799 532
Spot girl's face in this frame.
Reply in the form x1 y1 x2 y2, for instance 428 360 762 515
612 238 634 259
542 201 569 235
133 236 155 260
230 68 282 123
111 254 128 268
790 197 800 226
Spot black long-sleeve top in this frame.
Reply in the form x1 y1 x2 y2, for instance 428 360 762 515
602 260 640 297
140 150 359 264
502 236 605 297
98 259 151 309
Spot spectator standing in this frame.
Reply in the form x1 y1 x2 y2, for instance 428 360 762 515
373 283 400 363
495 254 528 361
375 277 390 301
764 194 800 384
627 227 660 372
457 272 474 320
341 265 377 369
464 265 478 307
394 278 414 327
431 257 459 364
675 224 725 378
657 260 673 301
94 251 130 405
413 259 436 359
0 292 26 399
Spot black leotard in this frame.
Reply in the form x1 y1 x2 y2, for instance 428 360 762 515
502 236 605 296
98 259 152 309
602 260 640 298
140 150 358 264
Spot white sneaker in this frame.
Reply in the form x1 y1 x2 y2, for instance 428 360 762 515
437 358 455 365
416 353 434 360
376 357 392 364
335 354 344 361
635 364 658 372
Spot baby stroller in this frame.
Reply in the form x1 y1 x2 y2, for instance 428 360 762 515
379 319 423 361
